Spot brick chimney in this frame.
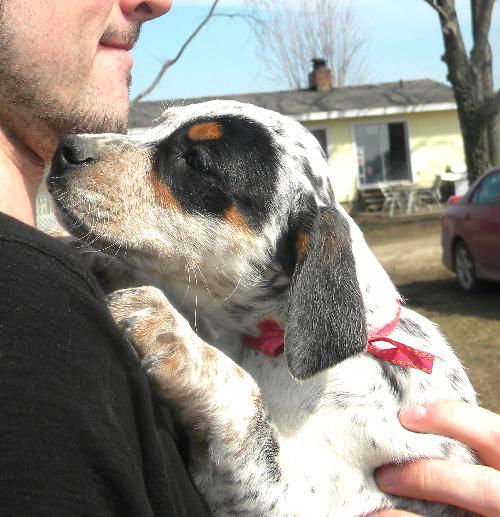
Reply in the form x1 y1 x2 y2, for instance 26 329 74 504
308 58 332 92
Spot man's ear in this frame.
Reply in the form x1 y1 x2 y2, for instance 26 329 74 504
284 201 367 380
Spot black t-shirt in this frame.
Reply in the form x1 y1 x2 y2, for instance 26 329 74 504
0 212 209 516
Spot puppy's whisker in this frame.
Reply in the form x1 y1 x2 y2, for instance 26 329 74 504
178 268 192 308
194 265 243 307
101 239 124 266
194 270 198 333
221 273 244 304
195 265 219 305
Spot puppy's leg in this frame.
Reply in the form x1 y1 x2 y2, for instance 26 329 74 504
107 286 283 514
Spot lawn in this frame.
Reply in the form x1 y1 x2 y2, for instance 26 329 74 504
356 213 500 413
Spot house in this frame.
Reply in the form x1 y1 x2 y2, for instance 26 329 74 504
129 60 465 211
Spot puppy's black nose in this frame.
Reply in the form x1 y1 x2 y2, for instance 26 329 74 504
50 135 98 184
57 135 97 167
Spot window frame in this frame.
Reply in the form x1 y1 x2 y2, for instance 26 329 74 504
308 126 330 160
352 119 413 190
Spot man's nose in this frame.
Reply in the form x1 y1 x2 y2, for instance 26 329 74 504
120 0 172 23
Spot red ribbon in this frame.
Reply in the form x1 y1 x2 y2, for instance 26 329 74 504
366 305 434 374
242 320 284 357
242 307 435 374
367 337 434 374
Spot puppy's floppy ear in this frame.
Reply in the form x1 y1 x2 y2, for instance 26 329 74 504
284 197 367 380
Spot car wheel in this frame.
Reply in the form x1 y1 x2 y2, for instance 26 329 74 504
454 241 481 292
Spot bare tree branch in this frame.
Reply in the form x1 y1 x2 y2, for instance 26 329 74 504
470 0 495 69
131 0 220 105
244 0 369 89
422 0 450 20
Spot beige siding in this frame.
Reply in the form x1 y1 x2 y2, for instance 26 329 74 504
303 109 464 204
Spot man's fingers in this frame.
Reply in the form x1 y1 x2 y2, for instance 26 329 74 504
376 460 500 517
399 400 500 469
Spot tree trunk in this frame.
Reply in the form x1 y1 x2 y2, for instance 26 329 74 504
459 114 490 182
473 3 500 169
487 113 500 167
434 0 492 183
480 41 500 167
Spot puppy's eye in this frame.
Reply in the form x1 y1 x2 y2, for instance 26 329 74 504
183 148 211 173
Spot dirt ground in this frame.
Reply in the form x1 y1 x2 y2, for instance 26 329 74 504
356 213 500 413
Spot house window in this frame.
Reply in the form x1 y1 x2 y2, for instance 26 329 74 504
354 122 411 186
310 128 329 158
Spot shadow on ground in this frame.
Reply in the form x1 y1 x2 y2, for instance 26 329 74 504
398 278 500 321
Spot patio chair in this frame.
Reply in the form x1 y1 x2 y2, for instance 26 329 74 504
381 186 407 216
415 175 442 210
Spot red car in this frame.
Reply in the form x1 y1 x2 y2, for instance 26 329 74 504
441 167 500 291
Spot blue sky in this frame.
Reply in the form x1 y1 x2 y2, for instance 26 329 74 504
131 0 500 102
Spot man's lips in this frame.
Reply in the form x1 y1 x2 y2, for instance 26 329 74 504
98 40 134 68
99 40 134 52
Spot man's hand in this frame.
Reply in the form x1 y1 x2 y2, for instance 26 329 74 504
370 400 500 517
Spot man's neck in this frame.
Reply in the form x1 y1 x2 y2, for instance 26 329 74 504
0 129 46 227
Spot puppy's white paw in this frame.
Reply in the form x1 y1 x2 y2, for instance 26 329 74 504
106 286 194 374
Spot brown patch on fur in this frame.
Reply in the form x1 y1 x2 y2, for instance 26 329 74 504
222 427 238 444
148 170 182 210
202 346 218 363
155 354 182 375
188 122 223 141
147 338 188 381
296 231 310 259
234 365 247 380
223 205 252 235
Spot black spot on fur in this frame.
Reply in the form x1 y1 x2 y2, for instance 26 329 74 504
441 442 453 458
155 115 280 230
358 483 367 494
254 270 290 302
227 303 255 317
301 158 324 193
379 362 407 402
418 381 428 392
448 367 464 387
351 415 367 428
398 317 429 340
251 402 281 483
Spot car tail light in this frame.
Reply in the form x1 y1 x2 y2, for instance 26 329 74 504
447 195 463 204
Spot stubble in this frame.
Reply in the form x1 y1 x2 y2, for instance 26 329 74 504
0 4 137 160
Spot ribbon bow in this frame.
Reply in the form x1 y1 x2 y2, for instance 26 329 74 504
366 305 434 374
242 306 435 374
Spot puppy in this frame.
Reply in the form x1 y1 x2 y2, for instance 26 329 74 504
49 101 477 516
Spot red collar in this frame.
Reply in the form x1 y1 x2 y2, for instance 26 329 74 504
242 320 284 357
242 307 435 374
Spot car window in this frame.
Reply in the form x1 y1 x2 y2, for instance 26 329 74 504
471 172 500 205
